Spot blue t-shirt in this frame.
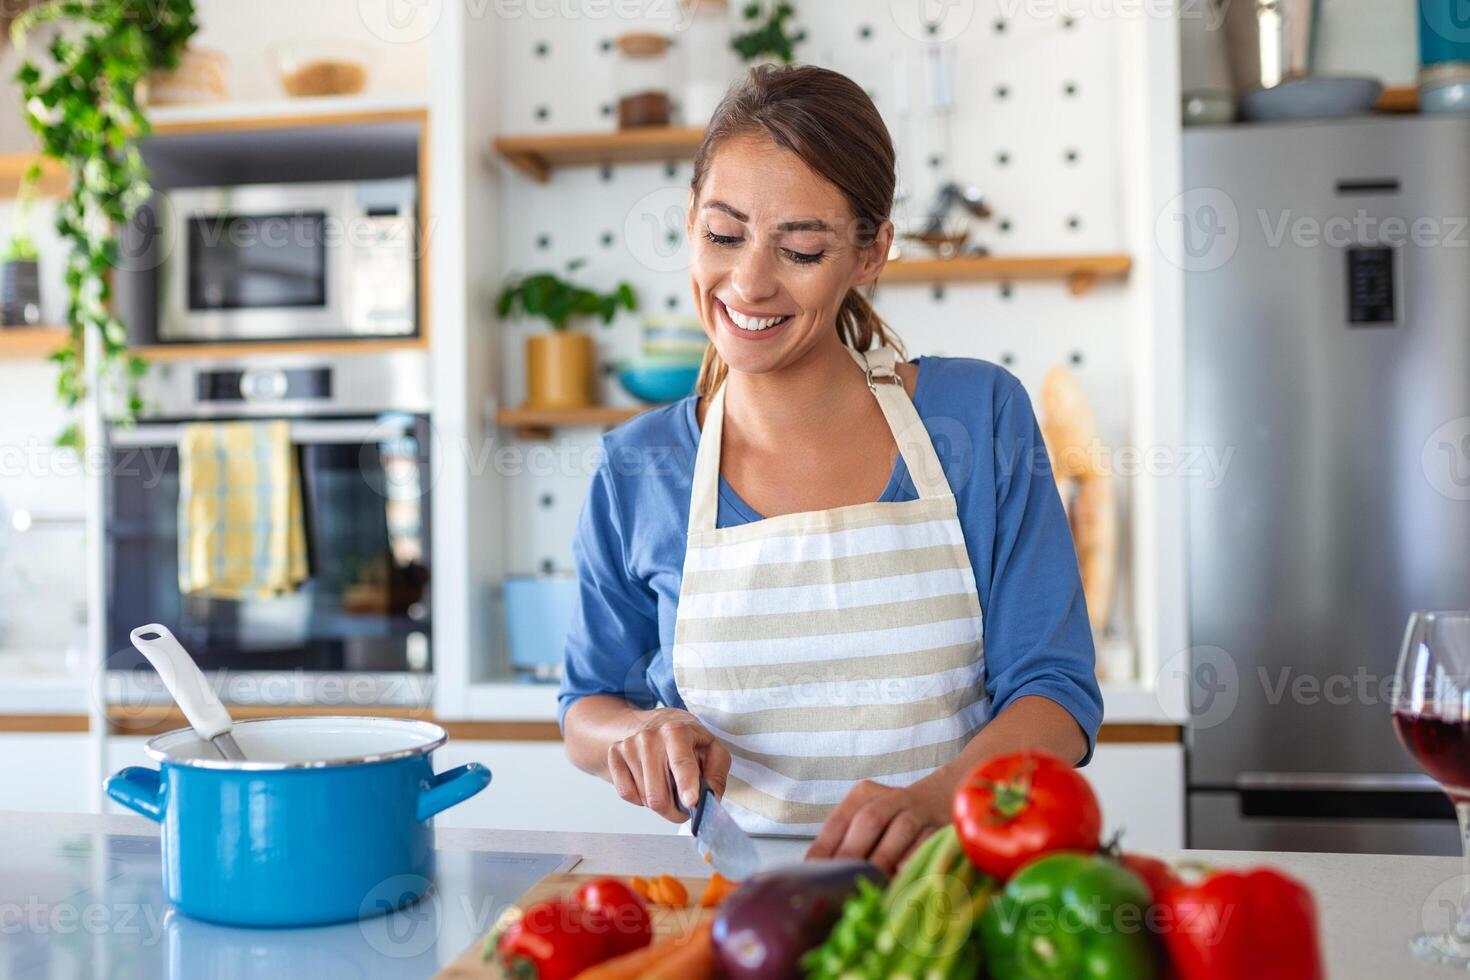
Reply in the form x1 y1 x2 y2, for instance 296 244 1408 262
557 355 1104 762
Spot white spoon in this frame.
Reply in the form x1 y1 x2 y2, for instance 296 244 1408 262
130 623 246 762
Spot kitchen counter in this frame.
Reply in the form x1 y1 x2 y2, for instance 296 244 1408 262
0 810 1459 978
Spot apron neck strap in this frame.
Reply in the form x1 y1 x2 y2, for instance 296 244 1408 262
687 346 952 534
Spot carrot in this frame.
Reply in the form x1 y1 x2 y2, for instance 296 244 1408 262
573 921 714 980
655 874 687 907
698 871 738 908
627 876 652 902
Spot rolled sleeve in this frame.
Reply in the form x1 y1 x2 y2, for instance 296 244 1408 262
981 381 1104 764
557 450 661 730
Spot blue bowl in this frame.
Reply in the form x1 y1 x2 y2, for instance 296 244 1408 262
618 360 700 403
105 716 491 927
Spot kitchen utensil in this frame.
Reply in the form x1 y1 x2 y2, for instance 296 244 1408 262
129 623 245 761
105 715 492 926
1239 75 1381 120
1392 611 1470 966
676 777 761 881
1223 0 1320 93
618 357 700 403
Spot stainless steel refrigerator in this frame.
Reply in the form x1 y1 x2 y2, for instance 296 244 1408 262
1184 116 1470 854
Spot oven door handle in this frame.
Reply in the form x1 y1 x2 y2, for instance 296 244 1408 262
109 418 416 448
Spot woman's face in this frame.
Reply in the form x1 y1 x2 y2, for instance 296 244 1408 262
686 133 891 378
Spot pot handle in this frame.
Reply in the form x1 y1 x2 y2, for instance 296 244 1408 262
417 762 492 822
105 767 166 823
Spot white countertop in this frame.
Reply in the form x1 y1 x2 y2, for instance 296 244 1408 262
0 673 1183 725
0 810 1457 979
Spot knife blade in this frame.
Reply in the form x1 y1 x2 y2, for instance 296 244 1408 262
677 777 761 881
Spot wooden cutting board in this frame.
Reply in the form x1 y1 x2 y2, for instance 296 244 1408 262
435 873 716 978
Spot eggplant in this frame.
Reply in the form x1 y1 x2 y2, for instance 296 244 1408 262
712 859 886 980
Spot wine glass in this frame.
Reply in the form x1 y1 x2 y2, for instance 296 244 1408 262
1393 610 1470 966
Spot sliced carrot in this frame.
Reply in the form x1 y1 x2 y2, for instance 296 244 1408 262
627 876 652 901
698 871 739 908
655 874 687 908
573 921 713 980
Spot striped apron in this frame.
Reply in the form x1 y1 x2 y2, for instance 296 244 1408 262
672 345 988 836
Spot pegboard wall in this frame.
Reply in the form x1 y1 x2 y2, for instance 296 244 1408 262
492 1 1135 644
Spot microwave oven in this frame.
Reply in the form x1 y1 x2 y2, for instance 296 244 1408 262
158 178 417 343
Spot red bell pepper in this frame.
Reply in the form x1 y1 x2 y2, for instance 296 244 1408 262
493 897 613 980
1159 868 1326 980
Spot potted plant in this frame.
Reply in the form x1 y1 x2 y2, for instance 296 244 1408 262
1 163 41 327
498 260 637 410
731 1 804 65
12 0 198 446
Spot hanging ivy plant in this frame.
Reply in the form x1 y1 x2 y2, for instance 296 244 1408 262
12 0 198 447
732 2 805 64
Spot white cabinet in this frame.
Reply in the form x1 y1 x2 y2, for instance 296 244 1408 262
103 735 155 818
0 734 91 813
1087 743 1185 850
431 740 679 835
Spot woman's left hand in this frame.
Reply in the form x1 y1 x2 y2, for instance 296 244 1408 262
804 776 952 875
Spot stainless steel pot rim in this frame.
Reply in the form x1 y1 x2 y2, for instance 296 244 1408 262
142 715 449 771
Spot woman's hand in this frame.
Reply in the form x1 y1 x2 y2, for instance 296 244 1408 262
805 777 952 875
606 707 732 823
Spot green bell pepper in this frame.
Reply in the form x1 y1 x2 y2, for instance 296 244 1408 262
979 852 1159 980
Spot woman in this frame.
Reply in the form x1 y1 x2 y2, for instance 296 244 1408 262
559 65 1102 874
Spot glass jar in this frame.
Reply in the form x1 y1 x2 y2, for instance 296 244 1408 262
614 32 673 129
677 0 735 125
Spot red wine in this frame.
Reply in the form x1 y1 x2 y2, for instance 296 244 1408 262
1394 710 1470 793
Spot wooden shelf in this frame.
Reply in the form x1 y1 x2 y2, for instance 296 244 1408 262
0 154 67 199
133 336 428 362
882 253 1132 295
147 95 429 135
498 404 650 438
1376 85 1418 114
0 326 68 359
492 126 706 182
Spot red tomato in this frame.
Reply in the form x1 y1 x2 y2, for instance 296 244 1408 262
1121 851 1182 901
951 750 1102 880
572 878 652 956
496 898 610 980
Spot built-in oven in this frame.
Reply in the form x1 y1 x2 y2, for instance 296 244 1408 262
157 178 417 342
104 350 432 706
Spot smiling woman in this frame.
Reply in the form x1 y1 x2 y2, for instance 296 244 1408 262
559 65 1102 875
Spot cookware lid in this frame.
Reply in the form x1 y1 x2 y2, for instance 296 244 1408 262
144 716 448 771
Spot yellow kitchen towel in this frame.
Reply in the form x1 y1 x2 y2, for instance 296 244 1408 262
177 420 308 600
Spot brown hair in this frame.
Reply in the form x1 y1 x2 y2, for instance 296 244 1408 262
689 63 906 396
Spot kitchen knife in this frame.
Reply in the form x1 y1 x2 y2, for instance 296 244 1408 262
677 777 761 881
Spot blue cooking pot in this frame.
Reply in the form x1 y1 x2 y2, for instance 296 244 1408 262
105 716 491 928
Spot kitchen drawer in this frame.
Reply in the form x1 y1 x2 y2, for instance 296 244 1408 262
1088 742 1185 850
0 734 91 813
432 740 679 835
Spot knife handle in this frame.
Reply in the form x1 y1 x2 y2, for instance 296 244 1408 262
668 769 710 834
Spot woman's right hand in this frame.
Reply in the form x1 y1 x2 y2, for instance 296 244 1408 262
606 708 732 823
